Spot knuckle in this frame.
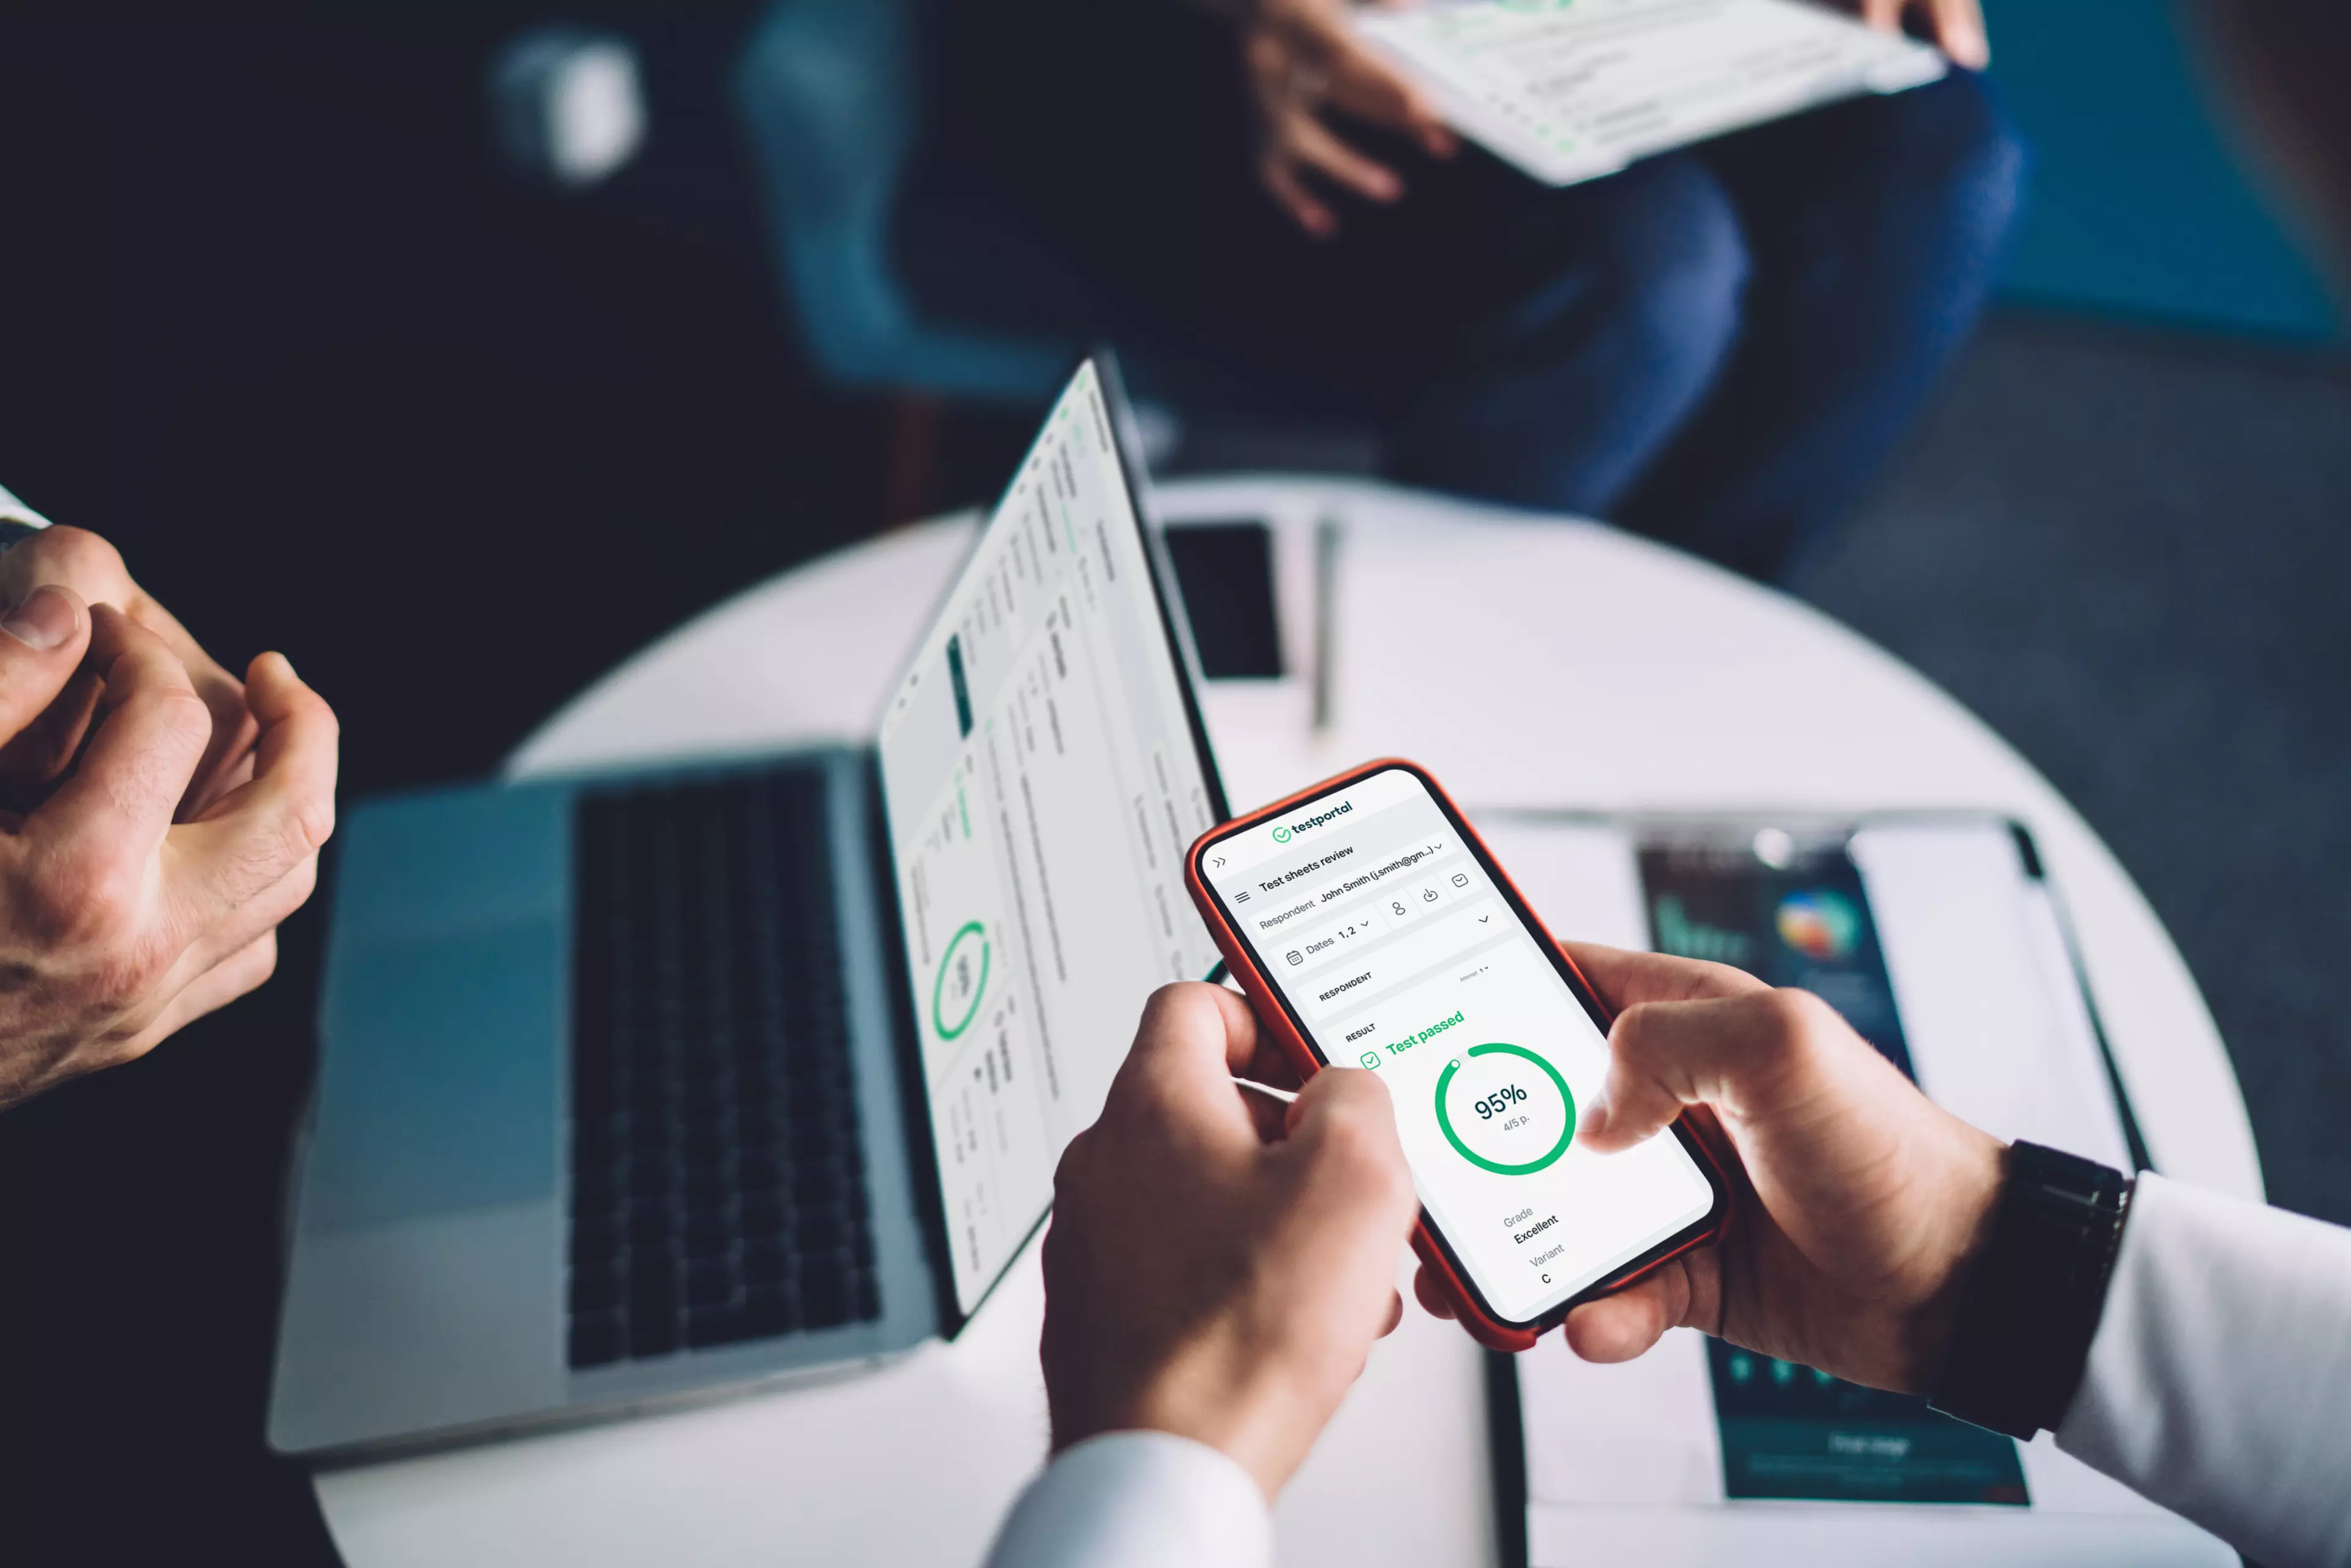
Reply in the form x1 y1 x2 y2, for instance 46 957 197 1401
1138 980 1191 1024
1755 987 1829 1051
1690 956 1769 996
290 790 336 855
1314 1097 1397 1175
1052 1128 1096 1196
310 694 343 745
1138 979 1223 1047
91 934 174 1012
160 683 212 729
236 817 318 898
118 677 213 745
1318 1104 1374 1158
24 527 126 590
1609 1000 1659 1056
92 687 210 798
167 701 214 764
21 849 130 943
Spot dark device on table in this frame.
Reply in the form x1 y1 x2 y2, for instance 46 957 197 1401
269 353 1233 1458
1641 830 2028 1504
1160 520 1283 680
1185 759 1728 1352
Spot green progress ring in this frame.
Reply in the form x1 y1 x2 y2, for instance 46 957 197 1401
932 921 990 1041
1435 1043 1576 1176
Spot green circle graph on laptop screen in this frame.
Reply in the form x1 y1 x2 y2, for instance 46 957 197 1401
933 920 990 1042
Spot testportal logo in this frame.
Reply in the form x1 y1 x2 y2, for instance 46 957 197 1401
1273 800 1351 846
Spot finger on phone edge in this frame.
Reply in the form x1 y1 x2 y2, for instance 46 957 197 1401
1562 1269 1681 1363
1412 1263 1458 1320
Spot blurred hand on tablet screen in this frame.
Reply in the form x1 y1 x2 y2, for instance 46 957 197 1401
1041 982 1419 1498
0 532 338 1108
1240 0 1458 237
1842 0 1990 70
1412 943 2005 1395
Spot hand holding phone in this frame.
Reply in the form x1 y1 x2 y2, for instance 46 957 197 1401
1039 984 1419 1499
1186 760 1730 1349
1418 942 2006 1394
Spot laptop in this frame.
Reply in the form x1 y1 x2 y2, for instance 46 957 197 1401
269 356 1232 1458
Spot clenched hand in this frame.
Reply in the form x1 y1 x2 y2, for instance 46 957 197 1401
0 533 337 1108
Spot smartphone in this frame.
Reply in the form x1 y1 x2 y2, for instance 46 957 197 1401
1185 759 1730 1351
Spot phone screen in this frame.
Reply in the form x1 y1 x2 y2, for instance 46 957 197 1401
1196 766 1720 1325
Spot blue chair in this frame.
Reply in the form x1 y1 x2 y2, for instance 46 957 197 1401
732 0 1079 406
732 0 1381 476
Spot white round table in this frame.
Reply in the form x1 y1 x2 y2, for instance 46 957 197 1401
314 477 2260 1567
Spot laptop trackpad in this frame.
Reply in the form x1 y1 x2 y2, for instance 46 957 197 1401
307 920 566 1231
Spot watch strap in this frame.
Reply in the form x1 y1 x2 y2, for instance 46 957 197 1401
1928 1141 2131 1439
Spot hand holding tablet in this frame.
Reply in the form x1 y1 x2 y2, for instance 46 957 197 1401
1356 0 1954 189
1241 0 1462 236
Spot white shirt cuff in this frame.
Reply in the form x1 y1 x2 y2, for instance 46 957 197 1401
0 481 53 530
2057 1172 2351 1567
983 1431 1275 1568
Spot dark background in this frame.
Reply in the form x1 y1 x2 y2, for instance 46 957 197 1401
0 12 2344 1566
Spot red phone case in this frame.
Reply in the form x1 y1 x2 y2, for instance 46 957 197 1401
1183 758 1730 1352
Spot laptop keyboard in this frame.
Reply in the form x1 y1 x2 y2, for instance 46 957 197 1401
565 764 882 1370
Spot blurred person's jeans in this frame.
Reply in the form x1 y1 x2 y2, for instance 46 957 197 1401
918 2 2023 582
1408 73 2025 580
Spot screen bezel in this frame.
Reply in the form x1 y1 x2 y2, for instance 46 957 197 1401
879 350 1234 1337
1189 759 1728 1334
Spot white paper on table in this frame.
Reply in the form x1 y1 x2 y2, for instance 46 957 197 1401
1466 812 2235 1564
1357 0 1947 188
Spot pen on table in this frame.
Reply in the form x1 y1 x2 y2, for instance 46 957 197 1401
1312 511 1341 735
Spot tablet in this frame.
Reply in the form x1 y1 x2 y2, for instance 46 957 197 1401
1357 0 1948 188
1468 811 2231 1565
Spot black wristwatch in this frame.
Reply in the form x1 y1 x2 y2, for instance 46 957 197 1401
1927 1141 2133 1439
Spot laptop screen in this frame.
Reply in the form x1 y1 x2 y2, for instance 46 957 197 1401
876 360 1226 1317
